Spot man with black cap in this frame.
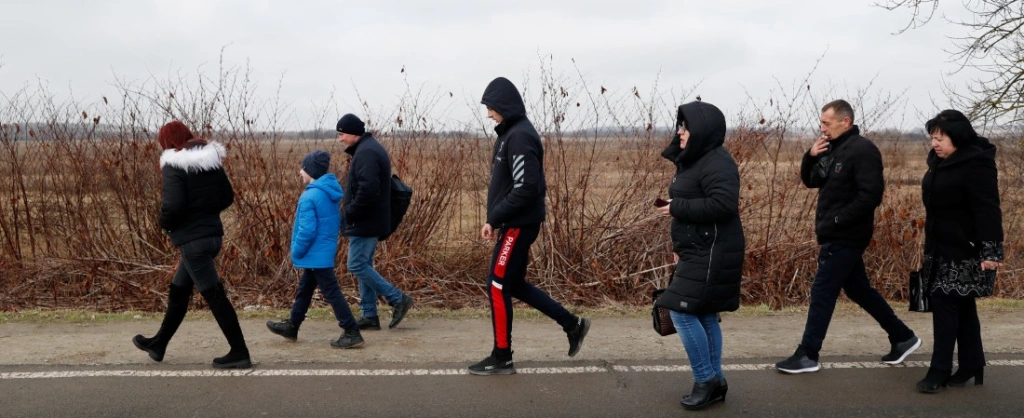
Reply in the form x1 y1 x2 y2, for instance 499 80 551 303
336 113 414 330
468 77 591 376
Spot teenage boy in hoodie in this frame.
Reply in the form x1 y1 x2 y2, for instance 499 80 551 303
266 150 364 349
468 77 591 376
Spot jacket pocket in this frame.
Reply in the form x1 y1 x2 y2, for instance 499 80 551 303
695 223 717 248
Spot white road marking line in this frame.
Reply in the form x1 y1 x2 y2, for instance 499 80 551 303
3 360 1024 380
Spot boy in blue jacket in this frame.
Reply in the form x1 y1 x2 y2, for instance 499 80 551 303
267 150 364 348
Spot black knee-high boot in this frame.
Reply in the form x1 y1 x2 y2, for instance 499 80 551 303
201 283 252 369
133 283 192 362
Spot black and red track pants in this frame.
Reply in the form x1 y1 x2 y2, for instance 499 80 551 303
487 224 575 358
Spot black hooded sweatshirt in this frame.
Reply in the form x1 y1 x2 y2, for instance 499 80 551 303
799 125 884 249
481 77 546 228
655 101 745 315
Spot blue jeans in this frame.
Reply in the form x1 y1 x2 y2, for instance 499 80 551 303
289 268 357 331
347 236 403 318
670 310 723 383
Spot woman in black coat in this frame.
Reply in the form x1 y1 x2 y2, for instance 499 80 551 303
655 101 745 410
916 110 1004 393
132 121 252 369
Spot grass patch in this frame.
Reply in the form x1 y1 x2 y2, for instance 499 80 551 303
2 299 1020 324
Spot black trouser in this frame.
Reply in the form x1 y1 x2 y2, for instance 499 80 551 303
171 236 224 293
170 236 248 359
487 225 574 359
799 243 914 359
290 268 357 330
930 291 985 372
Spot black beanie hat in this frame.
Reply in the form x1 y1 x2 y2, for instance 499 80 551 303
336 113 366 136
302 150 331 180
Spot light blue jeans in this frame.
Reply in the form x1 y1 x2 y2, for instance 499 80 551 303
347 236 404 318
670 310 724 383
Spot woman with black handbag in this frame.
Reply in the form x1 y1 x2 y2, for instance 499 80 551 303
655 101 745 410
916 110 1004 393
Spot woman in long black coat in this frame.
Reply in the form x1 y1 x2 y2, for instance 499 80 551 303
916 109 1004 393
656 101 745 410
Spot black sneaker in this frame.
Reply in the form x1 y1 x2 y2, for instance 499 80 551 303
331 328 365 349
266 320 298 341
388 294 414 329
357 316 381 330
468 355 515 376
776 348 820 374
566 317 591 357
882 335 922 364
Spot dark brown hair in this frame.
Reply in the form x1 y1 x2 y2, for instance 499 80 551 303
821 99 855 124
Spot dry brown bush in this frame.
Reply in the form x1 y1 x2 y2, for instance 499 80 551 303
0 62 1019 311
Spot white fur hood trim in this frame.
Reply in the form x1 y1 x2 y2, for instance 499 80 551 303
159 141 227 172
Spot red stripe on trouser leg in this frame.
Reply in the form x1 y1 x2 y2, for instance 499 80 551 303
493 228 521 278
491 282 509 349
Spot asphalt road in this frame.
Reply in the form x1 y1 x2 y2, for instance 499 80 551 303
2 358 1021 418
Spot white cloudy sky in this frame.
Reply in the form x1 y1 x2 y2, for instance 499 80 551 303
0 0 978 132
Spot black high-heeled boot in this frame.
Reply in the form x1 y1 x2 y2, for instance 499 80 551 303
717 377 728 401
916 367 950 393
948 367 984 387
681 376 723 410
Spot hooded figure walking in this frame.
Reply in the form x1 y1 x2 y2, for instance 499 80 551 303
655 100 745 410
468 77 591 376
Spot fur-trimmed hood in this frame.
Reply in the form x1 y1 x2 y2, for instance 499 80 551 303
159 141 227 172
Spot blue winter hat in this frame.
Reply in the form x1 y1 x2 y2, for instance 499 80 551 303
302 150 330 180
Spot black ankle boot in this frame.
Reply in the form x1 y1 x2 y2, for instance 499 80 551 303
132 283 192 362
201 283 252 369
948 367 984 387
681 376 723 410
266 320 299 341
916 367 950 393
331 328 365 349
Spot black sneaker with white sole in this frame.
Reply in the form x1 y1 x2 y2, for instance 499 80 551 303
776 348 820 374
468 355 515 376
882 335 921 364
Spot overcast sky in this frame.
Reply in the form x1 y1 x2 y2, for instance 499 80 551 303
0 0 977 132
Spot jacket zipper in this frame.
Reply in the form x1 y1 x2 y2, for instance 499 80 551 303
706 223 718 283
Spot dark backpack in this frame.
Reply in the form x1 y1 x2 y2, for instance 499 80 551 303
381 174 412 240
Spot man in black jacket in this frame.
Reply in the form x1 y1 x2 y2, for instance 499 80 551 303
776 100 920 374
336 114 414 330
468 77 591 376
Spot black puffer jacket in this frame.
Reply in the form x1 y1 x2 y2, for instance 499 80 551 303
655 101 745 315
481 77 546 228
799 126 884 249
159 141 234 247
921 139 1004 296
342 133 392 238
